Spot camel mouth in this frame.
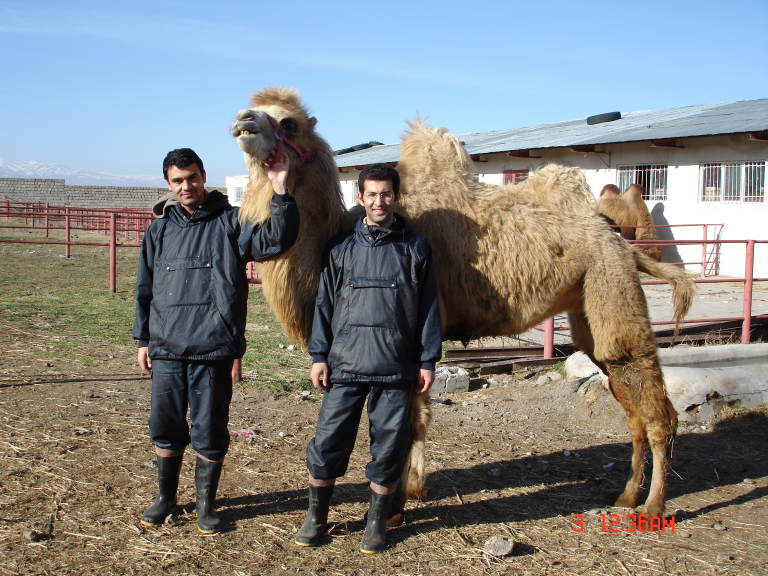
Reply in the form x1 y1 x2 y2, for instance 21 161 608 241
230 120 263 139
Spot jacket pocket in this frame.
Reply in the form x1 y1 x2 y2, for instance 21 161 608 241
156 257 214 306
155 305 234 356
346 277 397 329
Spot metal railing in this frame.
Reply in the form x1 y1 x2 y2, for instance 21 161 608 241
1 197 154 292
537 237 768 357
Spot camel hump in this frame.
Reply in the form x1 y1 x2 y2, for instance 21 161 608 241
600 184 621 197
517 164 595 215
624 184 645 204
632 249 696 336
400 115 473 175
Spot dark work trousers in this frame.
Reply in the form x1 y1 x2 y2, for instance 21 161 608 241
148 358 234 461
306 381 413 486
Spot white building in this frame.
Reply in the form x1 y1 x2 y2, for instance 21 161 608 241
333 99 768 277
225 174 249 207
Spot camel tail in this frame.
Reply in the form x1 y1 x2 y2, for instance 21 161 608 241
633 249 697 337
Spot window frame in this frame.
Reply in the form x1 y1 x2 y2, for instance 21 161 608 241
503 169 529 185
617 164 668 201
699 161 765 204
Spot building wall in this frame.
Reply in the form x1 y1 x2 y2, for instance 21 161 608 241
0 178 228 210
225 175 249 207
338 133 768 276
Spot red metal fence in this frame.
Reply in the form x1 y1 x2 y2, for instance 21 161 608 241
1 197 153 292
538 237 767 357
1 197 264 290
3 198 766 352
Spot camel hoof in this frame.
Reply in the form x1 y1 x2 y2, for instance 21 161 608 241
406 488 428 502
386 512 405 527
637 501 665 519
613 492 639 509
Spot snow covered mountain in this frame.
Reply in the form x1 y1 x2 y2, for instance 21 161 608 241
0 158 166 187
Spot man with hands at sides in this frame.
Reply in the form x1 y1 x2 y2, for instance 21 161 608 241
295 163 441 553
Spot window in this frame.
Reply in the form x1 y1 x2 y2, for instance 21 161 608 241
503 170 529 185
617 164 668 200
233 186 245 202
701 161 765 203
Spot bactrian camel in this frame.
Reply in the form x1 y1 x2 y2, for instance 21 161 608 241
230 86 696 521
598 184 662 261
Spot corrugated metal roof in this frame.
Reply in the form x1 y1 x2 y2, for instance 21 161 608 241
335 98 768 168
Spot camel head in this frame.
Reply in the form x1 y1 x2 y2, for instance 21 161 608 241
231 86 318 172
229 86 346 345
231 86 338 226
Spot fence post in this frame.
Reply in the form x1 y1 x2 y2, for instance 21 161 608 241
544 317 555 359
3 196 8 221
44 202 50 238
742 240 755 344
65 208 71 258
110 213 117 293
701 224 708 278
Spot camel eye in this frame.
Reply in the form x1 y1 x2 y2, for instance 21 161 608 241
279 118 298 134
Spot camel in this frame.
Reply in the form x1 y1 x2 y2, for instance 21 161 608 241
230 87 696 520
597 184 662 261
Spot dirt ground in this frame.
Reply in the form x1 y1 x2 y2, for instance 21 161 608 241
1 326 766 576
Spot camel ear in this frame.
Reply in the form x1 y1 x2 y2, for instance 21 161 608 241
309 116 317 128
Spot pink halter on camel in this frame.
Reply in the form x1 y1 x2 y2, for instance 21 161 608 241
265 114 314 177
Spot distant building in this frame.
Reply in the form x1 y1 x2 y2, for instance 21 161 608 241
333 99 768 277
225 175 248 207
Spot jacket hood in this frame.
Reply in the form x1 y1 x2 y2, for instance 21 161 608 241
153 189 230 220
354 213 412 245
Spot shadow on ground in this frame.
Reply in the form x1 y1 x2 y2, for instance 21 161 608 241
216 410 768 542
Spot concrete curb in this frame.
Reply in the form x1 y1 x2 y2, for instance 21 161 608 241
565 344 768 422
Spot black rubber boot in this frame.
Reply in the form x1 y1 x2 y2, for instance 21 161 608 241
141 454 183 526
294 484 334 546
360 488 396 554
195 458 223 534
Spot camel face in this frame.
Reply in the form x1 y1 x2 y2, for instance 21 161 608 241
230 108 281 161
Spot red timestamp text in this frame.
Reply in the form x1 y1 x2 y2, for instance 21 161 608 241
572 513 675 532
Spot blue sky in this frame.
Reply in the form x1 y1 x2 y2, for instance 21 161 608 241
1 0 766 184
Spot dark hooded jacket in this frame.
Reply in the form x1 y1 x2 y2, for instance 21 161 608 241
133 189 299 360
307 214 442 384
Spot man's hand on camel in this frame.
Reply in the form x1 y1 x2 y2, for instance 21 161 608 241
415 369 435 394
310 362 329 391
266 152 290 195
137 346 152 374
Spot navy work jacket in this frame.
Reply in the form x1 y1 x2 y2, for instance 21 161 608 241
308 214 442 384
133 189 299 360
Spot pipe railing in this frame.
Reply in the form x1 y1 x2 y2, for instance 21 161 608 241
1 197 152 240
532 238 766 357
1 207 150 293
3 201 765 353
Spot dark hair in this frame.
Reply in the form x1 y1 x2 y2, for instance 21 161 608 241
358 163 400 195
162 148 205 181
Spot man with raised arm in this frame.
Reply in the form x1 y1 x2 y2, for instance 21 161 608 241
295 163 441 553
134 148 299 533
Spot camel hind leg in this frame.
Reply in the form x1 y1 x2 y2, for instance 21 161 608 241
388 390 432 527
608 359 676 517
568 310 651 509
572 251 677 517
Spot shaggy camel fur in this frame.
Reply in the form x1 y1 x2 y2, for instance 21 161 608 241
231 88 696 520
598 184 662 261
